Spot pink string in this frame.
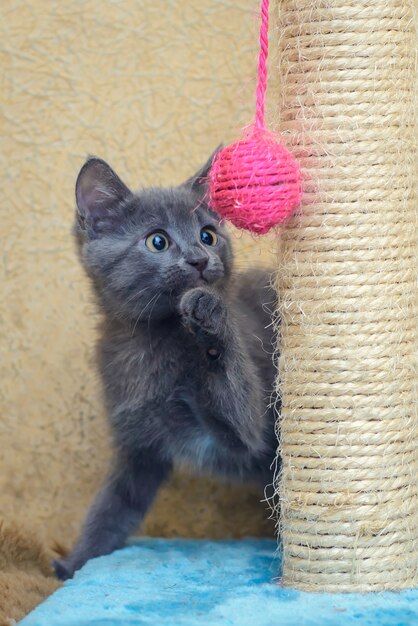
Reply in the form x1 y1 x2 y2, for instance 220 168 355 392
255 0 269 130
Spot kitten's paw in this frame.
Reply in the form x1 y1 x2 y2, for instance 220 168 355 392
180 288 227 336
53 555 87 581
53 557 76 581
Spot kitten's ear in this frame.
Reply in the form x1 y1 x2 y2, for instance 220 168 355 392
182 145 222 194
75 157 132 233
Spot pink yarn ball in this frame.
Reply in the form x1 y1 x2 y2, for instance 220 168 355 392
209 128 302 234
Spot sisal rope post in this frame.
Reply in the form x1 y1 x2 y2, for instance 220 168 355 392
274 0 417 592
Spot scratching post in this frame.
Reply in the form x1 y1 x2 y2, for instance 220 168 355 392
275 0 417 592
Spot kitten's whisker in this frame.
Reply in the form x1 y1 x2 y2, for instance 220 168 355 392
147 291 163 338
148 291 162 322
124 284 151 306
131 291 161 336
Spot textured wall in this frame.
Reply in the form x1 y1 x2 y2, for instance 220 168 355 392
0 0 276 547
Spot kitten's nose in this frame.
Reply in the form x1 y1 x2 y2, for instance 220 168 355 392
186 254 208 274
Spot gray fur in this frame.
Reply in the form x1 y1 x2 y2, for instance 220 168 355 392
54 153 279 580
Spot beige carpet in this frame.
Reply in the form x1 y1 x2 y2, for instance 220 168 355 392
0 520 61 626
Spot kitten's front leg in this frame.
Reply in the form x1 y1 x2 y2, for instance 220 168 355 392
53 450 171 580
179 288 266 456
180 287 227 358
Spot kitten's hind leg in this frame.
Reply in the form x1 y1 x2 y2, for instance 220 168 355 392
53 450 171 580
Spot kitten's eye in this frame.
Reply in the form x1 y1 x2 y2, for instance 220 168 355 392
145 232 170 252
200 227 218 246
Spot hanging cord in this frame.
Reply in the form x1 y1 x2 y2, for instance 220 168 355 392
255 0 269 129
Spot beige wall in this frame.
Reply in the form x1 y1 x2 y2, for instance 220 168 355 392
0 0 276 547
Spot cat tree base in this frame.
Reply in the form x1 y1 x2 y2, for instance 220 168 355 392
18 539 418 626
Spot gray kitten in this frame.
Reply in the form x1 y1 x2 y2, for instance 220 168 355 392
53 152 279 580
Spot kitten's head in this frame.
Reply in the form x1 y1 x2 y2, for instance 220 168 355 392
74 151 233 323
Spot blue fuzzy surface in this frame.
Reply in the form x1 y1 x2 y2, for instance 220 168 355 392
20 539 418 626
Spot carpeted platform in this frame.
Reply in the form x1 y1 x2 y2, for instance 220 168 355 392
19 539 418 626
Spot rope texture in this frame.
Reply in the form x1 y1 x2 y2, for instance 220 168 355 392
208 0 302 233
274 0 417 592
255 0 270 128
